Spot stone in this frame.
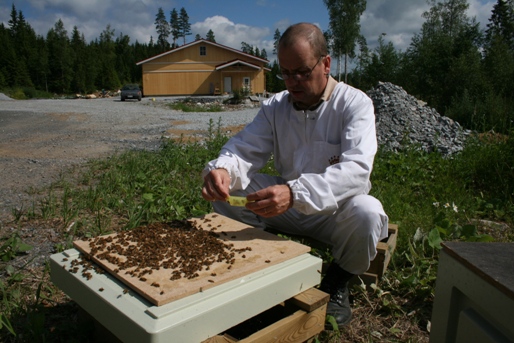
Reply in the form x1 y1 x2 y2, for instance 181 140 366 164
367 81 472 156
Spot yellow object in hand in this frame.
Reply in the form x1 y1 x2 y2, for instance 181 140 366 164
226 196 252 207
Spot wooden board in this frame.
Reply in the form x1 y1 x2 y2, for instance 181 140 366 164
73 213 311 306
202 288 329 343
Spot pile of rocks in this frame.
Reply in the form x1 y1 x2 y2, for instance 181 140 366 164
367 82 471 155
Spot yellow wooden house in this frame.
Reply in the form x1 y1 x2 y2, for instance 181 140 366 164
136 39 270 96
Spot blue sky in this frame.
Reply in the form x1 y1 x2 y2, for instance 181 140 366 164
1 0 495 59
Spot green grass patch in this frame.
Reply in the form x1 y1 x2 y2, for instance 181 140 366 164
2 87 54 100
0 126 512 342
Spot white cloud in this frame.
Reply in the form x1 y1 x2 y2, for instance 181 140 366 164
192 16 271 52
27 0 112 19
468 0 495 26
361 0 496 52
13 0 158 43
361 0 429 51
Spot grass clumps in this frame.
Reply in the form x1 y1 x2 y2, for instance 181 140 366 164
0 123 512 342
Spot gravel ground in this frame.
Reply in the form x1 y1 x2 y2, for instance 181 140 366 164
0 95 260 222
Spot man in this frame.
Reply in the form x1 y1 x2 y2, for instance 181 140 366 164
201 22 388 329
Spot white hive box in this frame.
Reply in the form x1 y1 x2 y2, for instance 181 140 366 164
429 242 514 343
50 214 322 342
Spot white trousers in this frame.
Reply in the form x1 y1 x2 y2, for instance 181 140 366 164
213 174 389 275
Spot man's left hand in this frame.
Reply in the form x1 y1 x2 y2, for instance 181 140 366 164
246 184 293 217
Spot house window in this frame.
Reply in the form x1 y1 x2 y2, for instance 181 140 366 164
200 46 206 56
243 77 251 92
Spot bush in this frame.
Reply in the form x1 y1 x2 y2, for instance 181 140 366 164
225 87 250 105
452 133 514 219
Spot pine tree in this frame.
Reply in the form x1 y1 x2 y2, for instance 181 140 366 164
97 25 120 90
115 33 133 84
70 26 87 93
485 0 514 50
272 29 281 55
179 7 191 45
206 29 216 42
0 23 16 88
170 8 180 48
7 4 35 88
260 48 268 60
155 7 170 52
240 42 254 55
46 19 73 93
363 34 400 86
483 0 514 119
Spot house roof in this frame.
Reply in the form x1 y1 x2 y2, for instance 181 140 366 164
136 39 269 66
216 59 261 70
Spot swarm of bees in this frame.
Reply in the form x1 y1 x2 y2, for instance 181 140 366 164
70 218 254 288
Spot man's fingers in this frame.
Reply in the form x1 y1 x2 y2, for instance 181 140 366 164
203 173 228 201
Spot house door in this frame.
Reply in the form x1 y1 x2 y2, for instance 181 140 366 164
224 77 232 93
243 77 250 92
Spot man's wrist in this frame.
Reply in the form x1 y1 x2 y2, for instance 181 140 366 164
287 184 294 209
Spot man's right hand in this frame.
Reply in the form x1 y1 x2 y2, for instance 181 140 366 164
202 168 231 202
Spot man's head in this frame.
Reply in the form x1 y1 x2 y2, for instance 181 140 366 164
277 23 331 109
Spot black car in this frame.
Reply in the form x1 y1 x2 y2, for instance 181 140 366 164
120 84 142 101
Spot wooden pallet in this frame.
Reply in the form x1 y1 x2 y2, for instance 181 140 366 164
203 288 329 343
358 223 399 285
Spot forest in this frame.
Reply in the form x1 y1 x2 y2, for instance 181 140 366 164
1 0 514 134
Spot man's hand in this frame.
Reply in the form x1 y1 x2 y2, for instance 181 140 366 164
246 184 293 217
202 169 231 201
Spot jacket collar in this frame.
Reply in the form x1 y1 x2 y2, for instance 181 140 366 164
290 76 338 111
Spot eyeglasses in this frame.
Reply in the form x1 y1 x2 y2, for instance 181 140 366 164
277 56 325 81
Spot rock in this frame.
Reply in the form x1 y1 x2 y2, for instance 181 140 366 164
367 81 471 156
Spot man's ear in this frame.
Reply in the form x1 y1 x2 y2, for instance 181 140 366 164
323 55 331 75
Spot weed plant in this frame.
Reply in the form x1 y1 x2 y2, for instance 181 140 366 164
167 98 223 112
0 124 512 342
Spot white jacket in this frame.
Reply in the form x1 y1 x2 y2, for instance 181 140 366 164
203 77 377 215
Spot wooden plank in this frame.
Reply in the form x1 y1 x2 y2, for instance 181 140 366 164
203 336 237 343
239 305 327 343
288 288 329 312
73 213 311 306
367 224 398 279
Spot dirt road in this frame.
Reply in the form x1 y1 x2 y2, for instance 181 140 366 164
0 97 255 221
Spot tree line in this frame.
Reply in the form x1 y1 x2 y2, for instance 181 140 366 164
1 1 514 133
324 0 514 133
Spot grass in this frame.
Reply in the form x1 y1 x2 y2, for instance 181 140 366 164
3 87 54 100
0 121 512 342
